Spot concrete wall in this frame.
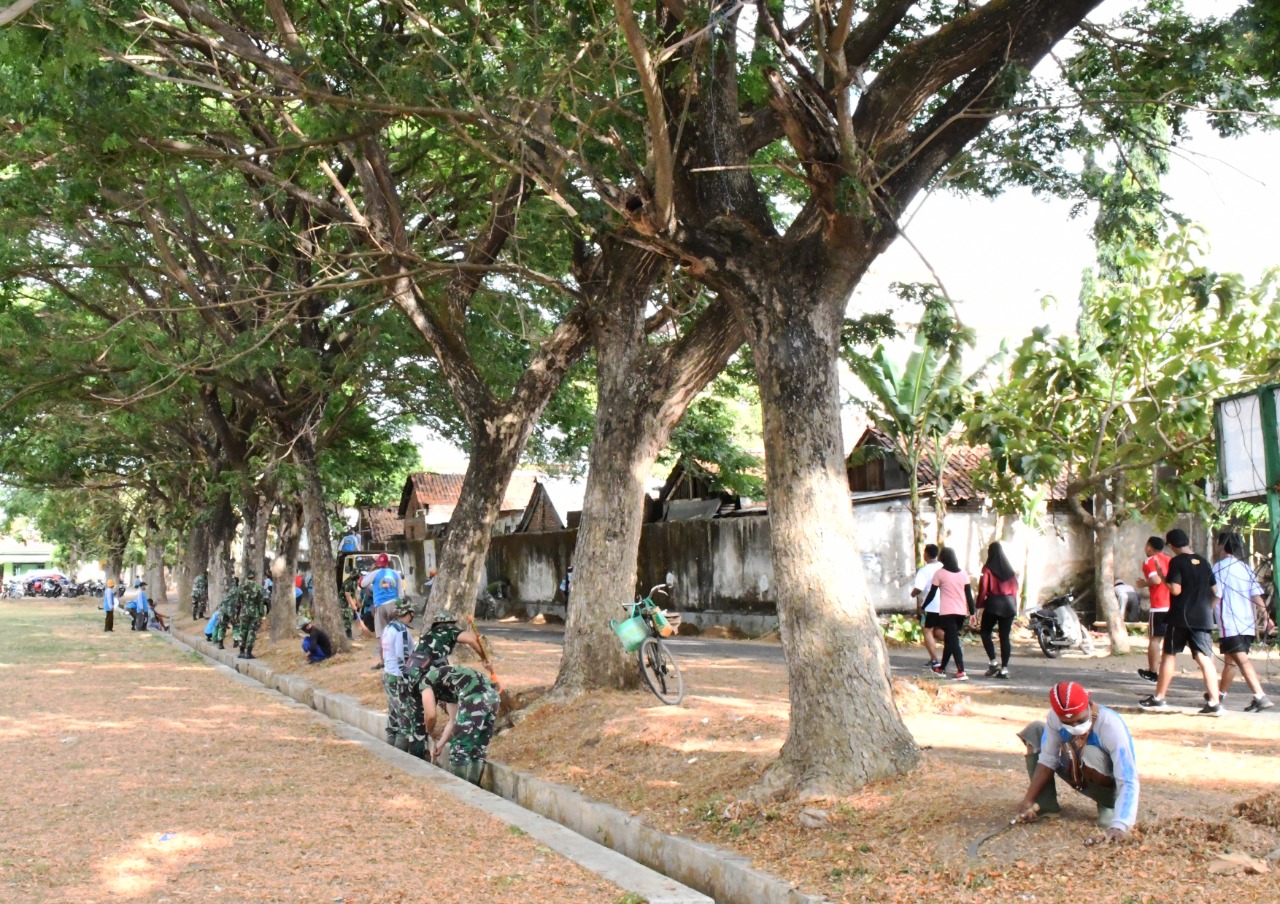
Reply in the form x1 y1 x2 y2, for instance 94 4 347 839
484 503 1191 617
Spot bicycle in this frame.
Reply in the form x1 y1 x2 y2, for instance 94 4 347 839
611 583 685 705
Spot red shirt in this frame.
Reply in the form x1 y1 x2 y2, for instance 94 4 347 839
1143 553 1171 612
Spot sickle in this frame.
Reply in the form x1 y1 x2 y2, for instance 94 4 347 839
966 818 1018 860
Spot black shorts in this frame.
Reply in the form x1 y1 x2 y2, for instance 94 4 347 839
1220 635 1254 655
1149 611 1168 637
922 612 941 629
1163 626 1213 658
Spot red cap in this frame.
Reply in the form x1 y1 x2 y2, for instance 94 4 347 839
375 553 390 567
1049 681 1090 720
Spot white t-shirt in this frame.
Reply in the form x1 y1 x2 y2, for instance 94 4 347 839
381 621 412 676
914 561 944 613
1213 556 1261 638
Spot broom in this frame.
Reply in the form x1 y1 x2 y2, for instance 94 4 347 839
468 615 518 715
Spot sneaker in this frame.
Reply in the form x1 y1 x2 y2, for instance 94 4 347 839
929 666 945 678
996 668 1010 680
1137 669 1158 682
1245 696 1274 712
1196 702 1222 717
1203 691 1225 704
953 671 969 681
984 664 1000 678
925 659 940 670
1138 695 1169 710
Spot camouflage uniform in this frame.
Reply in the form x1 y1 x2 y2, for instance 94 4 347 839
382 615 414 748
234 577 269 658
212 580 240 648
340 573 359 639
399 620 464 756
191 575 209 620
421 664 498 785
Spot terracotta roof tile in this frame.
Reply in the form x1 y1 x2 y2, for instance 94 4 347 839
361 506 404 544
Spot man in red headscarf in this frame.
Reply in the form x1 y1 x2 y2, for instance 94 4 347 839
1014 681 1140 842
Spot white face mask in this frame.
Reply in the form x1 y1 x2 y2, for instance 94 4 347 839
1063 719 1092 737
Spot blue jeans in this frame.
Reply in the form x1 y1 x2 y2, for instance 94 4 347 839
302 637 328 663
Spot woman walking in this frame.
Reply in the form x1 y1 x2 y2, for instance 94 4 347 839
976 542 1019 679
924 547 975 680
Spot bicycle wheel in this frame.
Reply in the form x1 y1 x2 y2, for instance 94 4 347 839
638 636 684 705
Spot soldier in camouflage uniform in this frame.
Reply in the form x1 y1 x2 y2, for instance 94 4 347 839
381 600 416 750
340 572 359 639
398 612 486 759
235 571 269 660
211 577 240 649
191 574 209 621
420 663 499 785
414 610 485 667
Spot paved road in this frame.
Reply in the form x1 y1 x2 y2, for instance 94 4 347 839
482 622 1280 719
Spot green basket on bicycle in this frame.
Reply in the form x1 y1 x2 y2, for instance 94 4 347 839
611 614 649 652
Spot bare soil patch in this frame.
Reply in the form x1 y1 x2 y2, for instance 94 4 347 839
171 605 1280 902
0 599 623 904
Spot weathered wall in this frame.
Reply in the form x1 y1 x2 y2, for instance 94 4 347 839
484 505 1193 617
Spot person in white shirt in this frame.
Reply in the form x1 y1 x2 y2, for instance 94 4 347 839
381 601 416 749
1212 532 1273 712
911 544 944 669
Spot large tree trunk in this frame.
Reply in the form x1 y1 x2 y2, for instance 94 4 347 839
179 520 210 617
239 491 262 581
295 439 349 652
1093 514 1129 654
145 517 169 609
555 254 742 695
429 425 530 621
269 501 303 643
207 493 236 611
736 267 920 798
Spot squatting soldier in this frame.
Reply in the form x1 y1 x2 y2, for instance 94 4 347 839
399 611 487 758
421 663 499 785
381 600 416 750
191 574 209 621
235 571 269 660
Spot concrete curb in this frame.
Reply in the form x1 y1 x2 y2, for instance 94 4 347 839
169 627 823 904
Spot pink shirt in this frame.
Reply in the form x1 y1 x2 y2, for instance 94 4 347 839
931 569 971 616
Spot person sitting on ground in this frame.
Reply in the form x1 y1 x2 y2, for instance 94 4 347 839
1016 681 1139 842
1212 531 1274 712
1140 528 1222 715
911 544 944 670
297 615 333 664
923 547 974 680
420 663 500 785
976 541 1019 680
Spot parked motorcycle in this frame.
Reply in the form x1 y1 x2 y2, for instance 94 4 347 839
1027 592 1094 658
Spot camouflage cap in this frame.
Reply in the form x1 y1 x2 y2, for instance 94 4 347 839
430 609 458 625
394 600 416 618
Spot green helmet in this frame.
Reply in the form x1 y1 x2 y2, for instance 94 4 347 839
295 615 312 631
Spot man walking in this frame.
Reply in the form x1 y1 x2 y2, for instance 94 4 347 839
911 544 944 669
1139 529 1222 715
1135 536 1170 682
362 553 404 670
1213 531 1273 712
235 571 269 660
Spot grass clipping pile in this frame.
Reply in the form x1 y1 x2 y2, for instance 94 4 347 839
491 679 1280 903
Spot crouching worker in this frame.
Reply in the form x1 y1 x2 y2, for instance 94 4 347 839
297 615 332 664
1016 681 1138 842
421 663 499 786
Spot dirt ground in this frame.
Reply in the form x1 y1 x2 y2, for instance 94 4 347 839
0 599 625 904
168 605 1280 903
